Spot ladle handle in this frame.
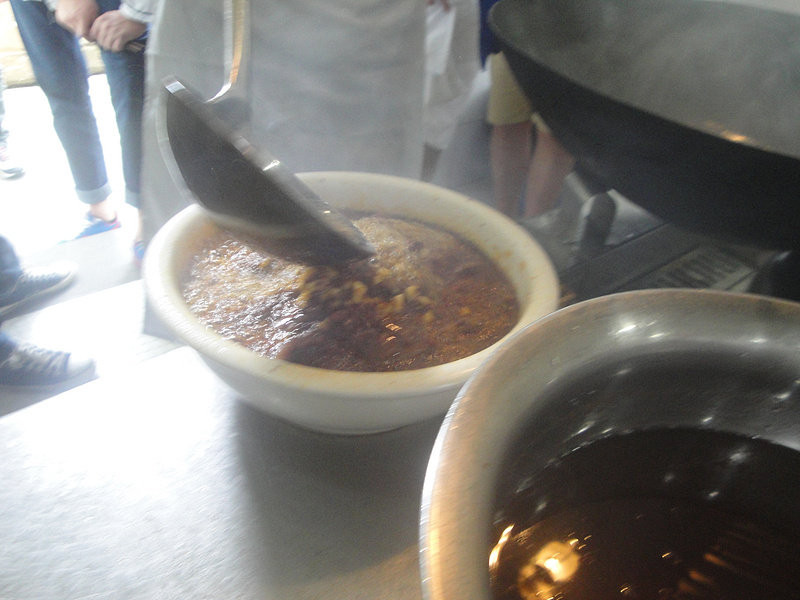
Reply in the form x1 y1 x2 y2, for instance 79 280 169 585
212 0 250 101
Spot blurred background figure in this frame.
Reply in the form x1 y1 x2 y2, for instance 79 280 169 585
140 0 449 242
422 0 481 182
7 0 153 258
487 51 574 219
480 0 574 219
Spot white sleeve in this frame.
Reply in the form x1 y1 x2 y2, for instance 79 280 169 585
120 0 157 24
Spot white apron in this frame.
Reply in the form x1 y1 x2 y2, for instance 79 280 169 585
140 0 427 240
423 0 480 151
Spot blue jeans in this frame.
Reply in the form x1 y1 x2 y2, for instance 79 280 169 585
8 0 146 208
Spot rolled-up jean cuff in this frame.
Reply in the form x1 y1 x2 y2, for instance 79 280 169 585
77 182 113 205
125 189 140 209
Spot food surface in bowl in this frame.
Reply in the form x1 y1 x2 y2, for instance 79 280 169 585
181 214 519 371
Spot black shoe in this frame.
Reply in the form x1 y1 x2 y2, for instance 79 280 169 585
0 260 76 318
0 340 96 390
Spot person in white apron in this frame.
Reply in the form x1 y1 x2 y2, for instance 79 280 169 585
140 0 441 242
422 0 480 181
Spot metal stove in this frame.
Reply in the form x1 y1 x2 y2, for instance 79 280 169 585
519 174 774 306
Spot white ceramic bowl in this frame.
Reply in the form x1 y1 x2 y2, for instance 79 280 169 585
143 171 559 434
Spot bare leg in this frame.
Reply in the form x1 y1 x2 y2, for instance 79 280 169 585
523 129 575 218
87 197 118 222
490 120 532 218
134 209 143 243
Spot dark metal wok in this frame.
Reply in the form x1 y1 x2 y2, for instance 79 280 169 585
490 0 800 250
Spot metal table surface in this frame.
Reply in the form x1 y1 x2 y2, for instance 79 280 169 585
0 346 443 599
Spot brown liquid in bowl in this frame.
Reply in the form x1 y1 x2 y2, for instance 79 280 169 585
491 429 800 600
181 215 520 371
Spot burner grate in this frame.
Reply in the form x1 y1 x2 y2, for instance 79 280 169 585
625 245 757 292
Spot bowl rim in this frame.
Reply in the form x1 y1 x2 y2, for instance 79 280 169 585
143 171 561 400
418 288 800 600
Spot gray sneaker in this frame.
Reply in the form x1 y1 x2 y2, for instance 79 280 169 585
0 260 76 318
0 340 96 390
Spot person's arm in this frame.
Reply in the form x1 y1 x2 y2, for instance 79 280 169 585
118 0 154 25
89 10 145 52
54 0 99 39
89 0 155 52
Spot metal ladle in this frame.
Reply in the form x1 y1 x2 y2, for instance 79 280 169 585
159 0 374 265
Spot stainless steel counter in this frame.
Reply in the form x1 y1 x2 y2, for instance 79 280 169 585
0 347 443 599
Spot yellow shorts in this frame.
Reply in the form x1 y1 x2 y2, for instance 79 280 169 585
487 52 550 133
